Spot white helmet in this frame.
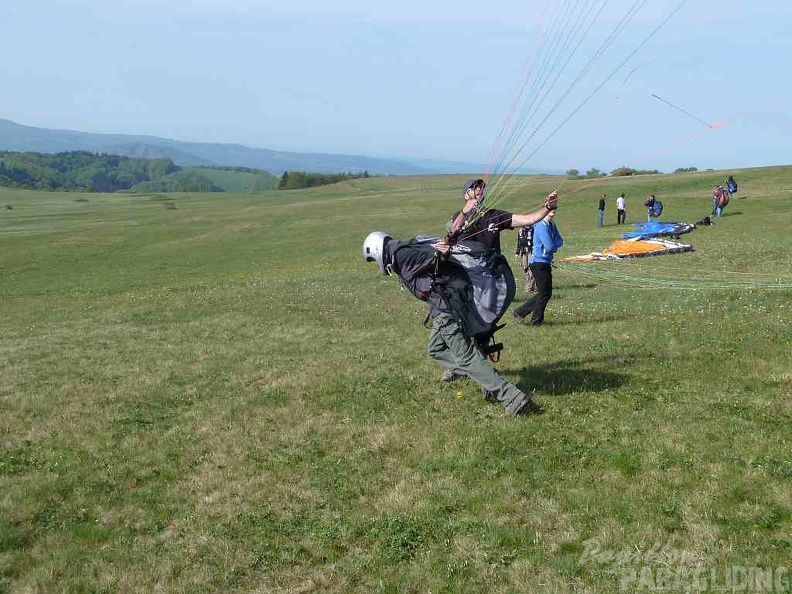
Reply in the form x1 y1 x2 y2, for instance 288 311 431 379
362 231 392 274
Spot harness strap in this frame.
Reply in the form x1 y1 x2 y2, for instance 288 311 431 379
483 340 504 362
423 251 444 329
423 311 432 329
477 323 506 362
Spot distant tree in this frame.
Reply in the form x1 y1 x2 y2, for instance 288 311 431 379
610 166 661 177
565 168 580 178
276 170 374 190
674 167 698 173
610 166 636 177
585 167 604 178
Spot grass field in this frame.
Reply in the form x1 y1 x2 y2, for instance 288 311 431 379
187 167 277 192
0 168 790 593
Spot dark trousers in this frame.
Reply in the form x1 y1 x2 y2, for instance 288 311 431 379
617 208 626 224
514 263 552 325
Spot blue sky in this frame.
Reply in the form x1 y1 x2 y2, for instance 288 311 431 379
1 0 789 172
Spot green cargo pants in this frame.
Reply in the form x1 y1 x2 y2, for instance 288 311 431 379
427 312 529 416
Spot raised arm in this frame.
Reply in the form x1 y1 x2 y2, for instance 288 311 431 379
446 190 480 238
510 191 558 228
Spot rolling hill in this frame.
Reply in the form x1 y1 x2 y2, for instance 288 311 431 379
0 118 430 176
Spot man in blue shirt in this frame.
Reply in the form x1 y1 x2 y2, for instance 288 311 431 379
512 209 563 326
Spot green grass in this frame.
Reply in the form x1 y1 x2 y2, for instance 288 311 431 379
186 167 277 192
0 168 790 593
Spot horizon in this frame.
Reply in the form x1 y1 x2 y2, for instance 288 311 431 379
4 116 790 177
1 1 790 173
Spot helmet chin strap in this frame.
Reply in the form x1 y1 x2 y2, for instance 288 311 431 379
382 244 395 275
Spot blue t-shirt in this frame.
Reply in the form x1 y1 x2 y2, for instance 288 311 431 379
530 220 563 264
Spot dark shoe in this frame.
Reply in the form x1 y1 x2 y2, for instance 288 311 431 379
510 397 544 417
441 369 465 383
512 310 525 324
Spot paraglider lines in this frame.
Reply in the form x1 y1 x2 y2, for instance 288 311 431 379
651 93 711 128
556 261 792 291
475 0 691 223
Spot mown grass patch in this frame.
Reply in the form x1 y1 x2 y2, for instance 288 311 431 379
1 170 790 592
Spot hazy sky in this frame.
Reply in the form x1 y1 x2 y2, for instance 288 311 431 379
1 0 789 172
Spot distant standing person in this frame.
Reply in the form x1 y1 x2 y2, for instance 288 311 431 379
727 175 738 195
512 208 563 326
597 193 606 228
616 193 626 224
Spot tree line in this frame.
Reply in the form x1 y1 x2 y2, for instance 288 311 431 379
564 166 699 178
0 150 226 192
0 151 184 192
277 170 371 190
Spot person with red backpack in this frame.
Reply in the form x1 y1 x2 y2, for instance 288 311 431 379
712 185 729 217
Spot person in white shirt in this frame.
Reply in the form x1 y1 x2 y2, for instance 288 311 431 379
616 193 626 224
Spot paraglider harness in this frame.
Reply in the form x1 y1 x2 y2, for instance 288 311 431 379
515 225 535 271
644 197 663 218
390 236 516 362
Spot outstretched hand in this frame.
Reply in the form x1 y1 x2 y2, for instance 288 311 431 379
545 191 559 210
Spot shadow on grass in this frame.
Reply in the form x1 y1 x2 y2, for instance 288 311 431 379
502 356 631 396
552 282 598 291
538 314 629 326
506 313 635 326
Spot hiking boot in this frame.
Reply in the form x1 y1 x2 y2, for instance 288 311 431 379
510 397 544 417
441 369 466 383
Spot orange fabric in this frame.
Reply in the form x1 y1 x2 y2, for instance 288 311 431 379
562 239 690 262
602 240 671 255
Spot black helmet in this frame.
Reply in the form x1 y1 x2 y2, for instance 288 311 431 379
462 178 486 197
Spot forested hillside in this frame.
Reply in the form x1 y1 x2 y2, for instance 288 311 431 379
0 151 180 192
0 151 276 193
